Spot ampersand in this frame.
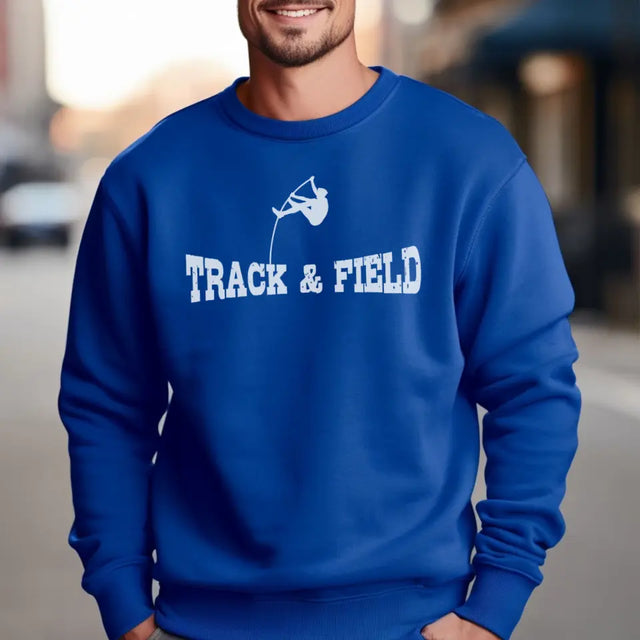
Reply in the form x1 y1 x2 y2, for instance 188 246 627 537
300 264 323 293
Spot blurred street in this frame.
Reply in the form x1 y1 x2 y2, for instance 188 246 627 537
0 234 638 640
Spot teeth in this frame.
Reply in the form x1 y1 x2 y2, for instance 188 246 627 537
274 8 319 17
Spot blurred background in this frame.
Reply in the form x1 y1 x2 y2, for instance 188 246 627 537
1 1 639 639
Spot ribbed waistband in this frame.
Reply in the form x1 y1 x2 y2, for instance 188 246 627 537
154 576 472 640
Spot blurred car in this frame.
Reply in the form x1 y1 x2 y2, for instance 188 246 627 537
0 180 81 248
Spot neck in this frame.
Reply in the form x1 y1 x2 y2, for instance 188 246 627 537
236 36 379 121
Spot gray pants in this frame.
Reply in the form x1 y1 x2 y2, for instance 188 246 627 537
148 627 187 640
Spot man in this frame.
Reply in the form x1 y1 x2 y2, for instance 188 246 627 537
57 2 582 640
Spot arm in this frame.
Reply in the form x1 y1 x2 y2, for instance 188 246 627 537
451 158 582 639
58 176 168 640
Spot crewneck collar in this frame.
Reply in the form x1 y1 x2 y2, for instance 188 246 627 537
217 65 400 140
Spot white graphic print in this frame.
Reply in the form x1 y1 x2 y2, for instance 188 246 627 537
268 175 328 264
185 247 421 303
185 175 423 303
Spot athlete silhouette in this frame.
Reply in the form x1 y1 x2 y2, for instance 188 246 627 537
272 176 328 226
268 175 329 264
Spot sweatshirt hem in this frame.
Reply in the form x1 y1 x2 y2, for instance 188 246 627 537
153 576 472 640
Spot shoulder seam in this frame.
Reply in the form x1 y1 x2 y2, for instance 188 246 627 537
454 155 527 289
111 94 215 160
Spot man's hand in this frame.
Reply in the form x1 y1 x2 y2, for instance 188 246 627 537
119 613 157 640
418 612 500 640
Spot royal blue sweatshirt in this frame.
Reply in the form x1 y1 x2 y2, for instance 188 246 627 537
58 64 581 640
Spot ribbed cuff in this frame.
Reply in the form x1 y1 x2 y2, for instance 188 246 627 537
452 564 538 640
92 561 155 640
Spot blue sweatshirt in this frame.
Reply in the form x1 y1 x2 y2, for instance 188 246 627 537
58 64 581 640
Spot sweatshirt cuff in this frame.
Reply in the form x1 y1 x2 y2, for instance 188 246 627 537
91 561 155 640
452 564 538 640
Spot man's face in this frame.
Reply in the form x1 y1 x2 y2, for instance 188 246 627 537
237 0 356 68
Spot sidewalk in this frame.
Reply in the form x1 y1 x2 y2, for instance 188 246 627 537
570 309 640 421
571 309 640 374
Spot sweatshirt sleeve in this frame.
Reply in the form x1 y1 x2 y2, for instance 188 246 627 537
57 176 168 640
451 157 582 639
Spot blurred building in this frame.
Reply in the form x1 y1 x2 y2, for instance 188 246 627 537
0 0 62 186
0 0 48 125
382 0 640 328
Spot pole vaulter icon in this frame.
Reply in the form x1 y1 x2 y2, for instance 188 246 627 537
268 175 329 264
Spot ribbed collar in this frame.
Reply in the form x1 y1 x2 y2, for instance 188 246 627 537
216 64 400 140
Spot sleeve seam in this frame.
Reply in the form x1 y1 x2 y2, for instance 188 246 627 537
94 179 169 387
96 179 149 279
99 182 136 246
454 155 528 289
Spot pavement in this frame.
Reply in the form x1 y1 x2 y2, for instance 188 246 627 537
0 238 638 640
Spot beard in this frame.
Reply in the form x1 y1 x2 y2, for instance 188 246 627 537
249 12 354 68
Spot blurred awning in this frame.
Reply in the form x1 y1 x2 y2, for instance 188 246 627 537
475 0 640 66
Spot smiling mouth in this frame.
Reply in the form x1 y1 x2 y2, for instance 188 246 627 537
265 7 328 19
